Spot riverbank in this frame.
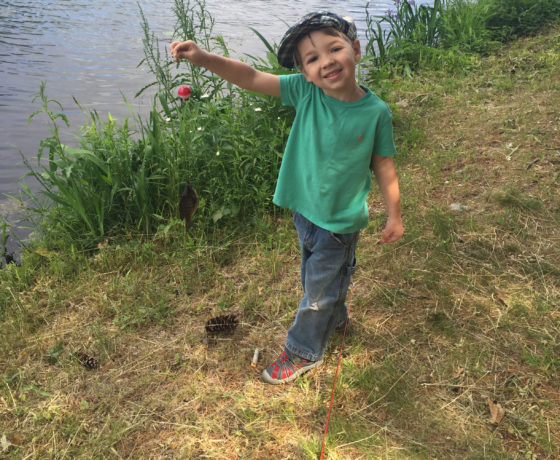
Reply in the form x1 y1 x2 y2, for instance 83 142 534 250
1 24 559 460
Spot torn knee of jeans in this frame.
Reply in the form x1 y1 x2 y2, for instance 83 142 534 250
308 300 320 311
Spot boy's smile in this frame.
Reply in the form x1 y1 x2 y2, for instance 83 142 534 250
297 30 364 102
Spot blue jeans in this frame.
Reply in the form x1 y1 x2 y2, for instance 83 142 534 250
285 212 359 362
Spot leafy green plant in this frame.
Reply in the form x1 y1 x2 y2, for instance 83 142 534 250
365 0 445 72
364 8 391 70
492 187 543 211
364 0 560 77
23 83 111 245
387 0 445 48
136 0 294 228
440 0 495 53
486 0 560 42
0 216 10 264
45 341 64 365
20 0 294 250
137 0 227 103
23 84 152 247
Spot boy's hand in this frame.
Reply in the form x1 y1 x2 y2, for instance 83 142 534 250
170 40 206 65
372 155 402 244
380 216 403 244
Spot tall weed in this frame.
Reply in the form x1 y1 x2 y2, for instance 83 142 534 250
22 84 160 246
486 0 560 41
365 0 445 72
135 0 294 230
364 0 560 76
441 0 495 53
137 0 227 102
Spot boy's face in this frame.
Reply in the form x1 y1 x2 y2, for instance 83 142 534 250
296 30 362 100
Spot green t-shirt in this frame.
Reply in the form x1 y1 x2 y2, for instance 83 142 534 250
273 73 396 233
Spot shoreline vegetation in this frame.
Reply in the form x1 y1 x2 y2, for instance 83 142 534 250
1 0 559 458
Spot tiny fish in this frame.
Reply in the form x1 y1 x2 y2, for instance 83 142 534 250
179 182 199 230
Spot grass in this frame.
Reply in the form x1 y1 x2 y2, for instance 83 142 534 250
1 19 560 460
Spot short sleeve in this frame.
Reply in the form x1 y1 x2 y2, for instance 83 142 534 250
280 74 308 108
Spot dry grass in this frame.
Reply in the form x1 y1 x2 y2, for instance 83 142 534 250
1 28 559 459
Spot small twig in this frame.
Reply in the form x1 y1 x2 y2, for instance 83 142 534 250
151 420 201 429
336 430 383 449
3 380 17 409
420 382 494 390
525 158 540 170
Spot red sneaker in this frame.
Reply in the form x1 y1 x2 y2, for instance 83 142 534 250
262 349 322 384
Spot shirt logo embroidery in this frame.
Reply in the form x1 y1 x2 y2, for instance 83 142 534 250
358 135 363 143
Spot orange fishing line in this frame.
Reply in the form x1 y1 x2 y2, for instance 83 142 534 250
319 283 353 459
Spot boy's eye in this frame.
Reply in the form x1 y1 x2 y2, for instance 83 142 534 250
307 56 318 64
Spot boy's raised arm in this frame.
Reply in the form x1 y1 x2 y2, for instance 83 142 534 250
170 40 281 97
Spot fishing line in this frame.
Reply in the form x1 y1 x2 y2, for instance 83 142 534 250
319 282 353 459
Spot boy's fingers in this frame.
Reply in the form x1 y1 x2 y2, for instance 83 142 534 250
170 43 178 59
170 41 187 60
379 234 391 243
379 228 403 244
380 235 395 244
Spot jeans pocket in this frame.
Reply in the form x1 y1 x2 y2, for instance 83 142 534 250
328 231 345 247
328 231 357 249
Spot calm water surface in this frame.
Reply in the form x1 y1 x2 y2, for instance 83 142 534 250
0 0 420 250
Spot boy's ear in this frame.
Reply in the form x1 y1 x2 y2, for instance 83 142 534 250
353 39 362 63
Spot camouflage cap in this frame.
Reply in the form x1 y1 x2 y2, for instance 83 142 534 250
277 11 358 69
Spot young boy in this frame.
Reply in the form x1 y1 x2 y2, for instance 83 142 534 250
170 11 403 384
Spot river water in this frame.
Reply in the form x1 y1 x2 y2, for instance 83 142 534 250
0 0 424 253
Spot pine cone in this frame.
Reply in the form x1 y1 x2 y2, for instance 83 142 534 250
74 352 99 370
205 314 238 336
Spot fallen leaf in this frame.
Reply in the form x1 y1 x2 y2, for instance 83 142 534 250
496 292 508 307
34 247 53 258
10 434 22 445
1 434 11 452
453 367 465 379
487 397 505 425
375 410 387 423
